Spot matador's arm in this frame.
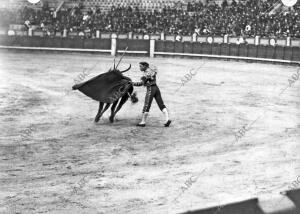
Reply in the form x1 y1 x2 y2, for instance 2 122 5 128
133 67 157 86
133 76 147 86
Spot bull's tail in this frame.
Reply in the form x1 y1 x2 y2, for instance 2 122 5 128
129 91 138 104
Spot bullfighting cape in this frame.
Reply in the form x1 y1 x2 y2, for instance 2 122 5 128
72 70 132 103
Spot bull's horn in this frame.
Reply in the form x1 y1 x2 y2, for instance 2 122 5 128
120 64 131 73
116 47 128 69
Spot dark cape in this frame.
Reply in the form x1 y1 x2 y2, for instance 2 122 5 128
72 70 132 103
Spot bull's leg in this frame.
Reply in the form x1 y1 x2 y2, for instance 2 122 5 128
101 103 111 116
111 94 129 121
94 103 111 123
94 102 104 122
109 99 119 123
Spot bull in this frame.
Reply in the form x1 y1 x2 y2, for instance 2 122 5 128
72 62 138 123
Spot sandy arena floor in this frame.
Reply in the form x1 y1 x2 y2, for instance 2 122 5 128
0 50 299 214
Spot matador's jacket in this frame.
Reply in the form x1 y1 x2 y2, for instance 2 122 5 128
133 67 166 113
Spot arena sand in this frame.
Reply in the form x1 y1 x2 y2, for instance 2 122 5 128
0 50 299 214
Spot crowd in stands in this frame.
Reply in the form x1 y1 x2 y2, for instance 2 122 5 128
0 0 300 38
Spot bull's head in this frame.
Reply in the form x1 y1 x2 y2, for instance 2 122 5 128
111 47 130 73
113 64 131 73
111 58 131 73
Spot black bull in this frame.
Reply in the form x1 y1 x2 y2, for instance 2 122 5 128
72 65 137 123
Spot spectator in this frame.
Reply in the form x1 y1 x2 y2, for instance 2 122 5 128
1 0 299 38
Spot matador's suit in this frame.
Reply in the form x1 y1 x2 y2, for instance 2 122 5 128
133 62 171 127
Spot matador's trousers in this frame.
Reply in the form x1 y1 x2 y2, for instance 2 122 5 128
143 84 166 113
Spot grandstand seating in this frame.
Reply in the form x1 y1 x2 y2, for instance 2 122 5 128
0 0 28 9
80 0 177 12
1 0 299 38
79 0 250 12
0 0 247 11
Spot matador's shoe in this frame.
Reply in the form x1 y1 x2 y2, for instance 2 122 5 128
136 112 148 127
164 120 171 127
